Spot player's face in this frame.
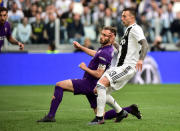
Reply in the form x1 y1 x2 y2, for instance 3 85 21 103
100 30 111 45
110 32 115 44
0 11 8 25
121 11 134 27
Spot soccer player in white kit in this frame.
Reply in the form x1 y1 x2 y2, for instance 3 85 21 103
89 8 149 125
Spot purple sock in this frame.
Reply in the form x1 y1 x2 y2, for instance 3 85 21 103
47 86 63 117
123 106 132 113
104 107 131 120
104 109 116 120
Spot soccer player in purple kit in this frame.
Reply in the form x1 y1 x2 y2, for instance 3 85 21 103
37 26 141 122
0 7 24 52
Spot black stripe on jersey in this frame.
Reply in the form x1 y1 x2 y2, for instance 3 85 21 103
117 27 132 66
111 66 131 82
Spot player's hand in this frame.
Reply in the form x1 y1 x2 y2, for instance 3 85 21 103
79 62 87 70
73 41 81 49
136 60 143 72
18 42 24 50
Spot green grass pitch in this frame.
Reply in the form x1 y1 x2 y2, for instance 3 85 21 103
0 84 180 131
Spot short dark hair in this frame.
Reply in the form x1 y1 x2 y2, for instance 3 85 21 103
103 26 117 37
49 43 56 51
123 8 136 17
0 7 8 13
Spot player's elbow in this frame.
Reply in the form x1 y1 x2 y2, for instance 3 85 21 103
142 39 149 51
96 74 101 79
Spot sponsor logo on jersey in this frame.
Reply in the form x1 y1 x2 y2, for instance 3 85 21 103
99 56 106 62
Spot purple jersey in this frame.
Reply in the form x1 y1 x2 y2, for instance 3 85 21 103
72 44 114 108
83 45 113 83
0 21 11 51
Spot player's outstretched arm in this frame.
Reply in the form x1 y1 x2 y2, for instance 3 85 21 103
73 41 96 57
7 35 24 50
136 39 149 71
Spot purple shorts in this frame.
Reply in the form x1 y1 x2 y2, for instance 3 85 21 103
72 79 97 109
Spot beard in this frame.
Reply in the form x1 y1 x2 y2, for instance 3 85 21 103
0 20 5 25
100 38 110 45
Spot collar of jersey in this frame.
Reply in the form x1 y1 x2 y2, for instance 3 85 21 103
100 44 112 49
127 23 136 29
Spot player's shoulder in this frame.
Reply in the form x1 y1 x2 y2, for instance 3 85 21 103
131 24 143 32
100 45 113 54
97 48 113 64
97 45 113 58
130 24 144 36
4 21 11 27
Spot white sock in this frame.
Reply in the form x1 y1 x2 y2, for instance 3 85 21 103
96 83 106 117
106 94 122 113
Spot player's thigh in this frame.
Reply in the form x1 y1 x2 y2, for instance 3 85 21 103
72 79 95 95
101 67 117 84
98 76 110 87
56 79 74 92
98 67 118 87
114 66 135 90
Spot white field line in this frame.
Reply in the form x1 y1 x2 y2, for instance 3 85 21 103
0 108 92 113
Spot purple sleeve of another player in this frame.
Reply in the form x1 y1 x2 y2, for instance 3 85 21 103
5 22 12 37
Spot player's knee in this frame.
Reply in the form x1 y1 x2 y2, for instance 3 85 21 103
56 80 73 92
99 76 110 87
96 82 106 92
56 81 64 87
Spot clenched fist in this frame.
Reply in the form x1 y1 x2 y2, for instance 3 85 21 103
79 62 87 70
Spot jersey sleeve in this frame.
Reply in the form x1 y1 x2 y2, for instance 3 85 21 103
131 25 145 41
98 52 111 66
6 22 12 37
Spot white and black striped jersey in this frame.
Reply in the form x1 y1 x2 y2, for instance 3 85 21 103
115 23 146 68
110 45 118 68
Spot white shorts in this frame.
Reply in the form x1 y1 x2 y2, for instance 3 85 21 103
102 64 136 92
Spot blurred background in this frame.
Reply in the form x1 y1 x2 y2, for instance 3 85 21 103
0 0 180 85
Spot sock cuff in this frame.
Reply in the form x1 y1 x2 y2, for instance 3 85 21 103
97 82 106 90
